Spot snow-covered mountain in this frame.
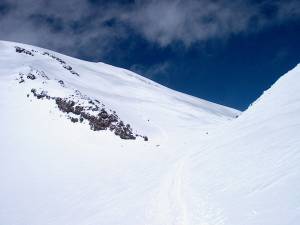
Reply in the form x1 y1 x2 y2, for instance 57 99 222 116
0 40 299 225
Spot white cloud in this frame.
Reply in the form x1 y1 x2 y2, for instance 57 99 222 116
121 0 300 46
0 0 299 56
131 61 171 78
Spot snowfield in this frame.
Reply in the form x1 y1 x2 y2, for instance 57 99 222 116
0 40 299 225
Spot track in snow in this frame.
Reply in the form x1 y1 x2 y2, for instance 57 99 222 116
147 160 189 225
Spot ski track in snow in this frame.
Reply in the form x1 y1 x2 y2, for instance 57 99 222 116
146 160 189 225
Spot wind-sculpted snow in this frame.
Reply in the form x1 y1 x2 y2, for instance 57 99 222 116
0 40 299 225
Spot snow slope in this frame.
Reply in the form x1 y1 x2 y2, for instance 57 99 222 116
0 40 299 225
183 65 300 225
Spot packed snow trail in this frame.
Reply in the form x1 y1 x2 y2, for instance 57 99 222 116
146 160 189 225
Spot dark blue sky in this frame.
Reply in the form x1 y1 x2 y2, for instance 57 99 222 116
0 0 300 110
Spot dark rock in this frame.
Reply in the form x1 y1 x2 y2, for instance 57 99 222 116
70 117 78 123
114 121 136 140
27 74 36 80
28 89 146 141
31 89 47 99
74 105 84 115
55 98 75 113
70 70 80 76
89 116 109 131
63 65 72 70
56 58 66 64
99 109 108 119
108 113 118 123
109 124 116 131
91 105 99 111
118 121 124 127
15 46 34 56
81 112 92 120
58 80 64 86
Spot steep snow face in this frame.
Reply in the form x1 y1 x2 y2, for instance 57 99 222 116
0 41 238 140
185 64 300 225
0 40 299 225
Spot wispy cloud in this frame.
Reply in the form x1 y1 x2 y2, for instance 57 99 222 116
0 0 299 56
131 61 171 78
122 0 300 46
0 0 127 57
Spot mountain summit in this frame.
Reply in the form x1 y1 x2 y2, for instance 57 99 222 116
0 41 299 225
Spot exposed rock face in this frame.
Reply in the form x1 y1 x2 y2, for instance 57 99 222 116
15 47 148 141
53 96 139 140
29 88 147 141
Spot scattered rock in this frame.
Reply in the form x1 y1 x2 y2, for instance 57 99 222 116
14 53 145 140
43 52 80 76
27 73 36 80
63 65 72 70
15 46 34 56
70 70 80 76
31 89 48 99
70 117 78 123
29 89 147 141
58 80 65 86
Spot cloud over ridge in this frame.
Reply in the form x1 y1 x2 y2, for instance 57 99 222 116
0 0 299 56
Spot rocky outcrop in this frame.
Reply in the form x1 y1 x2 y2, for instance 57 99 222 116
15 47 34 56
14 48 148 141
29 88 147 141
43 51 80 76
15 45 79 77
